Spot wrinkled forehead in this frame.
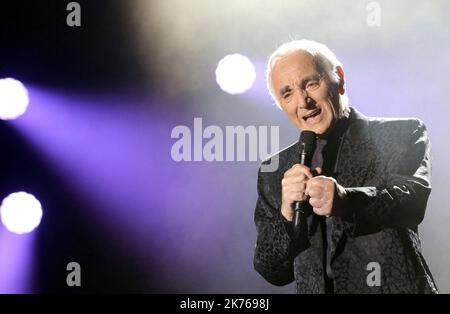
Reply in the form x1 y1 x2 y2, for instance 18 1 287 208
271 51 318 83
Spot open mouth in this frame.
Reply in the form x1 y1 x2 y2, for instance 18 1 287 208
302 108 322 121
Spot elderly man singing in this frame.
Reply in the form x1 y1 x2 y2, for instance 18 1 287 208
253 39 438 294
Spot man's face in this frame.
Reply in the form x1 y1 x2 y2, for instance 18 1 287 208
271 51 342 137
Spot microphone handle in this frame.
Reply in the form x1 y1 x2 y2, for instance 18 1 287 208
293 146 311 229
293 199 310 229
294 202 302 229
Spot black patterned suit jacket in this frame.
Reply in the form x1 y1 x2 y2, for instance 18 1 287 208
253 107 438 293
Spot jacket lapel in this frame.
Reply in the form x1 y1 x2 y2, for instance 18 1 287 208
328 108 374 263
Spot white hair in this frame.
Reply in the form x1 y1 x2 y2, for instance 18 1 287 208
267 39 349 110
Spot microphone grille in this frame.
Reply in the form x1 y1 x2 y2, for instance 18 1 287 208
299 130 316 144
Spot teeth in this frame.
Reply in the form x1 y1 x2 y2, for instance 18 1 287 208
303 109 320 120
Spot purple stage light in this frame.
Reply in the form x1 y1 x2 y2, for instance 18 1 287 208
0 192 43 235
215 54 256 95
0 78 29 120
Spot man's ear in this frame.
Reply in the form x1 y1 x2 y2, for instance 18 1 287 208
336 66 345 95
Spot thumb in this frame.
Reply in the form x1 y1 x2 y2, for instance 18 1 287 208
312 167 322 176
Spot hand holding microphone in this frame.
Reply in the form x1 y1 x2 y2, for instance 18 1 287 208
280 164 319 220
281 130 349 225
280 131 317 224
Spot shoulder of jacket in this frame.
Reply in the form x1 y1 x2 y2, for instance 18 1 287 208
366 116 426 134
259 141 297 171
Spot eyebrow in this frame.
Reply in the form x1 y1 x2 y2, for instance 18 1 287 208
278 74 321 97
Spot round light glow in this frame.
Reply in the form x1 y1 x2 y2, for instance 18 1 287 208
215 54 256 95
0 78 29 120
0 192 43 235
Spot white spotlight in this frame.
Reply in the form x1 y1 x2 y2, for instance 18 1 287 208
0 192 43 235
0 78 30 120
215 54 256 95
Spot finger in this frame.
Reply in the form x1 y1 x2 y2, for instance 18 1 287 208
282 178 308 190
285 181 308 193
283 174 309 184
312 206 323 216
283 170 312 181
306 187 323 199
316 208 332 217
312 167 322 176
305 177 323 195
288 190 305 201
284 164 313 179
284 186 307 197
312 205 329 216
309 196 325 208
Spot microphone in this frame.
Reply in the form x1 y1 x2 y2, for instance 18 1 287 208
293 130 316 230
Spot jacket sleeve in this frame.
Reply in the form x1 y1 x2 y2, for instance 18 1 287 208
343 119 431 237
253 165 310 286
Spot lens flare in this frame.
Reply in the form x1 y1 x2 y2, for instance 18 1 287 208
0 78 29 120
215 54 256 95
0 192 43 235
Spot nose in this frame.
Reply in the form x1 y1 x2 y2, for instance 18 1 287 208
295 89 315 110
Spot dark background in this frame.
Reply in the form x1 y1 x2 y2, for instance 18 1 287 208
1 0 449 293
1 0 152 292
